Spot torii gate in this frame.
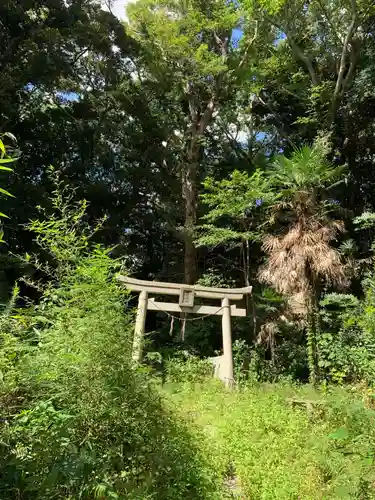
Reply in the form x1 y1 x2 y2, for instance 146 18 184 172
118 276 252 385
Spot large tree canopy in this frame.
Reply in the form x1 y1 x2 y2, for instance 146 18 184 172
1 0 375 360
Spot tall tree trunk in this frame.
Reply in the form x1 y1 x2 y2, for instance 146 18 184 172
183 84 217 285
307 287 321 385
182 137 199 285
306 314 317 385
242 239 256 340
180 91 216 339
180 137 199 341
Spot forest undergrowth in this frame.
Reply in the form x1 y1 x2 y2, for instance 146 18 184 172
166 377 375 499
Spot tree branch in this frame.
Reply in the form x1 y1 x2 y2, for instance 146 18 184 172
186 82 198 123
342 45 359 93
238 21 258 70
332 0 358 112
198 64 227 135
71 47 90 67
256 95 297 148
288 37 319 86
198 96 215 134
265 14 319 86
316 0 344 47
213 30 230 61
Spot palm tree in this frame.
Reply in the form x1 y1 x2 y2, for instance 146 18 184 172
259 146 348 383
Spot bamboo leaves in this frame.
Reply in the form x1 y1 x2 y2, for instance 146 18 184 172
0 133 17 241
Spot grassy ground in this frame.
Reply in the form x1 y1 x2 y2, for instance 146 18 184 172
164 380 375 499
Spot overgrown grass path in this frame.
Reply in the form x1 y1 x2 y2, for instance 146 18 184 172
165 381 375 499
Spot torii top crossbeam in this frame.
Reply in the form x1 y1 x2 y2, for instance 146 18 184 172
118 276 252 300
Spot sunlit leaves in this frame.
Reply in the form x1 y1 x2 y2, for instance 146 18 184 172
196 224 261 247
201 169 274 222
196 169 275 248
354 212 375 230
128 0 237 81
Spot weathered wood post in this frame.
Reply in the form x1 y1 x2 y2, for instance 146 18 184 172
221 297 234 386
132 290 148 363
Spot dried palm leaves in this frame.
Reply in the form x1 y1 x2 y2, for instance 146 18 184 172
259 219 348 315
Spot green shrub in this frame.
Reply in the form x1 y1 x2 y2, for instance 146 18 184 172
232 339 251 382
318 292 375 384
0 182 222 499
164 351 213 384
1 255 221 499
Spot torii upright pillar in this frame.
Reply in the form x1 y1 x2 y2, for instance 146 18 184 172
221 297 234 386
133 290 148 364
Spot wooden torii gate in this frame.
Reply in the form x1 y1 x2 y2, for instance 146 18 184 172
118 276 252 385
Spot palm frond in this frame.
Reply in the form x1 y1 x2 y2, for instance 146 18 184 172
259 221 348 314
270 146 345 193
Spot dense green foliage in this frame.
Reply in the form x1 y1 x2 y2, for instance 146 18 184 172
2 0 375 497
0 257 223 499
0 192 222 499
